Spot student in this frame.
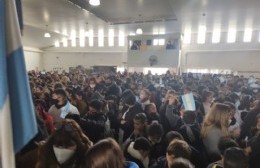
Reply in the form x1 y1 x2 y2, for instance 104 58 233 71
145 103 161 124
207 137 239 168
80 99 107 143
48 89 80 125
125 137 151 168
169 158 194 168
85 138 139 168
245 133 260 168
201 103 231 162
223 147 248 168
36 119 92 168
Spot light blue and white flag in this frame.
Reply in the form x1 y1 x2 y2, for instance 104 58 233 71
0 0 37 167
181 93 196 111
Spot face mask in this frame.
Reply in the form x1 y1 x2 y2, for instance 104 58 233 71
89 84 96 89
53 146 76 164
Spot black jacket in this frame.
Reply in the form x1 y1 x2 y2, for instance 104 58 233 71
80 112 106 143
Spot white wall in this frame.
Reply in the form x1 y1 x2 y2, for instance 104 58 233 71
42 52 127 71
24 47 43 71
181 31 260 77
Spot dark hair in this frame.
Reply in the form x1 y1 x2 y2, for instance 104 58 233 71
53 88 67 98
169 158 194 168
133 137 151 151
223 147 248 168
134 113 147 124
202 90 213 102
167 140 191 159
183 111 196 124
147 123 164 138
218 137 239 155
54 83 63 90
123 94 136 106
165 131 184 146
89 99 103 111
85 138 125 168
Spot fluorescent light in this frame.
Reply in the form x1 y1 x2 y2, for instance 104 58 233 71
158 39 165 45
244 28 252 42
62 38 68 47
212 29 221 43
108 29 114 47
79 30 85 47
136 28 143 35
88 30 94 47
44 32 51 38
119 31 125 46
183 28 191 44
98 29 104 47
227 28 236 43
89 0 100 6
129 32 136 36
197 26 206 44
54 41 60 47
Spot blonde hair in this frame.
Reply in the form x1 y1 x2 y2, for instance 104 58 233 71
201 103 231 138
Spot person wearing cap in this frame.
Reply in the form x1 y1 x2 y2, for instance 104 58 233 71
48 89 79 125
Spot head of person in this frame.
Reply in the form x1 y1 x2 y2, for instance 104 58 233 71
105 76 114 86
169 158 194 168
133 113 147 133
89 99 103 114
145 103 157 113
166 140 191 167
201 103 232 138
223 147 248 168
54 82 63 90
52 89 68 105
89 78 96 89
42 119 92 165
238 95 251 111
84 138 125 168
165 131 184 146
133 137 151 159
123 94 136 108
139 89 150 102
202 90 214 103
183 86 192 95
218 137 239 158
182 111 196 125
147 122 164 145
166 90 178 104
228 122 241 139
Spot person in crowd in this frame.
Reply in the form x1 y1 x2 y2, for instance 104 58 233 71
35 119 92 168
207 137 239 168
244 133 260 168
201 103 231 162
160 90 183 133
125 137 151 168
124 113 148 145
48 89 80 125
250 113 260 137
150 139 191 168
139 89 151 110
223 147 248 168
119 93 143 143
145 103 161 124
169 158 194 168
85 138 139 168
201 90 214 115
146 122 165 164
74 90 88 117
80 99 107 143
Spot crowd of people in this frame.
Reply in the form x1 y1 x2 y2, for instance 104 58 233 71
15 68 260 168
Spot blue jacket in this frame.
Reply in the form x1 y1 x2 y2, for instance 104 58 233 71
125 161 139 168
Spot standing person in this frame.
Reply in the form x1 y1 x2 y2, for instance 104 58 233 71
84 138 139 168
200 90 214 115
36 119 92 168
201 103 231 162
48 89 79 125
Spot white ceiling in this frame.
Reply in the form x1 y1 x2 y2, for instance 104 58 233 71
21 0 260 49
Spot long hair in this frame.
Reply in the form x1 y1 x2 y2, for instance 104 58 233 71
85 138 125 168
201 103 231 138
36 119 92 168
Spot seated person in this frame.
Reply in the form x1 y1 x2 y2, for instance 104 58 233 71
36 119 92 168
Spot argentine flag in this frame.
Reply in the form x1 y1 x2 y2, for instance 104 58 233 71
0 0 37 167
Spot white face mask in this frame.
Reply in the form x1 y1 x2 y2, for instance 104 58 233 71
89 84 96 89
53 146 76 164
